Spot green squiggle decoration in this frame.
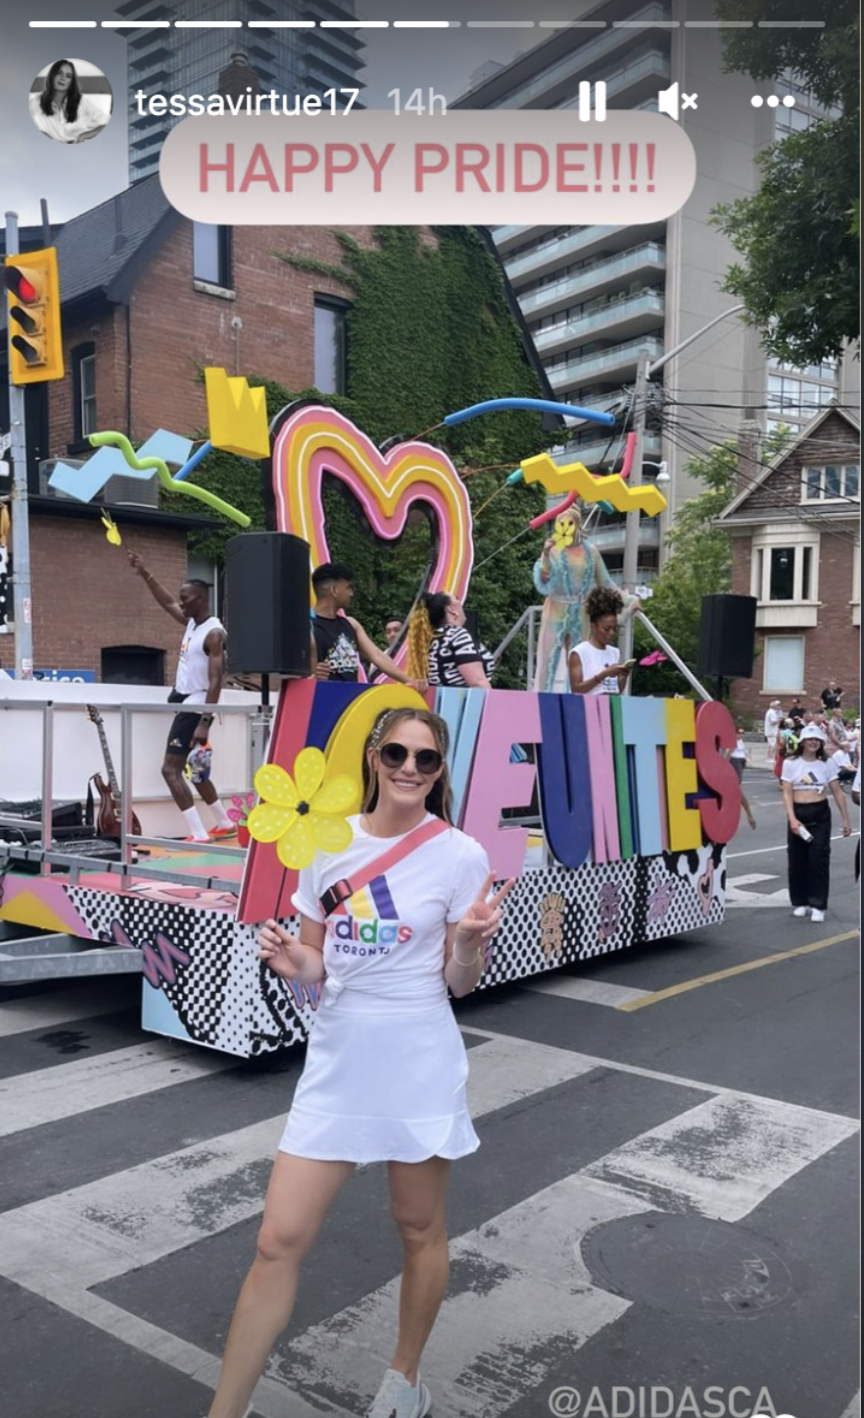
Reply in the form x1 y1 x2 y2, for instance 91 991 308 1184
89 431 252 527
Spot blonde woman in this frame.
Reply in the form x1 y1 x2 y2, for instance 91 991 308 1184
207 707 514 1418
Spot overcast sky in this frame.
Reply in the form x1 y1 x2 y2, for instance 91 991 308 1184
1 1 581 228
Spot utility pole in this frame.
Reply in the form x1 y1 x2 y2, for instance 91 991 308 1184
619 347 649 670
618 306 747 682
4 211 34 678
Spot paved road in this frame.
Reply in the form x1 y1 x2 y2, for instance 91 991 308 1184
1 771 859 1418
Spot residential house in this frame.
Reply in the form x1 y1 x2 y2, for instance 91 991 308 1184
719 407 860 718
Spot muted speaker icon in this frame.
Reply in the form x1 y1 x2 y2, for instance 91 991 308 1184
657 83 697 119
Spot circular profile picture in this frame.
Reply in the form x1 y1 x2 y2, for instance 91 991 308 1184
29 58 113 145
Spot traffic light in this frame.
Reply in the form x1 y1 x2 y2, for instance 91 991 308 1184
4 248 64 385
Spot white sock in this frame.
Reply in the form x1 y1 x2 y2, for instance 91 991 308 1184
182 806 208 839
209 800 232 828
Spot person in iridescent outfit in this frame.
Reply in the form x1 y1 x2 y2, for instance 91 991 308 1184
532 503 638 693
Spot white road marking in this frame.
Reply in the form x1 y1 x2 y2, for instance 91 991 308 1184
518 975 651 1007
584 1092 858 1219
0 1042 235 1137
278 1175 644 1416
729 832 859 859
725 872 791 910
0 1029 857 1416
839 1393 861 1418
0 982 134 1037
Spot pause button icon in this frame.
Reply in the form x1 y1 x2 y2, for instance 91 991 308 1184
578 81 607 121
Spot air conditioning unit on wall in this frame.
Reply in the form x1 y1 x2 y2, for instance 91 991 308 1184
103 474 159 508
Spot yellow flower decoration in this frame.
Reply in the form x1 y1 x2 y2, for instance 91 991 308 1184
551 515 577 551
247 748 356 869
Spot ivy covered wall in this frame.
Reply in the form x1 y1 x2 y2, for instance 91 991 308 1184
173 226 553 686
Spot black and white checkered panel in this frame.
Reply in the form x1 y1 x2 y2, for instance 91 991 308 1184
475 846 726 989
246 917 322 1056
67 886 237 1049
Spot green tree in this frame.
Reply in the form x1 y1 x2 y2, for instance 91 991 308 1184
711 0 859 364
632 443 737 698
169 228 549 686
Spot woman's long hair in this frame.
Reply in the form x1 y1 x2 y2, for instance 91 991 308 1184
41 60 82 122
361 707 454 823
407 592 450 681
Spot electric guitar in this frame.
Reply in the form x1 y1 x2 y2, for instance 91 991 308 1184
85 705 142 840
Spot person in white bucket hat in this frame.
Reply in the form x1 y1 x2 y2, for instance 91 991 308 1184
781 724 852 922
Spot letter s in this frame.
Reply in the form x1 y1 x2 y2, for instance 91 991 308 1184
695 701 741 844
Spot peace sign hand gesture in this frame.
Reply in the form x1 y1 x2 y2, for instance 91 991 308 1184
454 873 516 956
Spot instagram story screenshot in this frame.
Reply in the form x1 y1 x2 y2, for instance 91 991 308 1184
0 3 860 1418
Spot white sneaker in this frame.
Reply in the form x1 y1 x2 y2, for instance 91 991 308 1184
810 909 826 923
792 907 810 917
367 1368 432 1418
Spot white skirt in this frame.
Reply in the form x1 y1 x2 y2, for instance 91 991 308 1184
279 984 479 1164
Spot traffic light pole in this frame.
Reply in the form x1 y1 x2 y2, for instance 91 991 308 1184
4 211 34 678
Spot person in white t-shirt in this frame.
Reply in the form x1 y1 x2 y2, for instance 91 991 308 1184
568 585 633 696
207 707 514 1418
781 724 852 921
763 700 783 760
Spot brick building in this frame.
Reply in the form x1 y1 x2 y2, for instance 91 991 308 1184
1 177 550 682
719 407 860 720
0 185 378 680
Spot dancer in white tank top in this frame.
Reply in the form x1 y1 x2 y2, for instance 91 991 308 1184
569 585 633 696
128 552 235 842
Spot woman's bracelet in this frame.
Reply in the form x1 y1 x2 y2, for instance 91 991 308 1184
452 941 482 968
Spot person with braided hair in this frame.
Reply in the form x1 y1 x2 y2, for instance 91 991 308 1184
206 706 514 1418
407 592 492 689
568 585 634 695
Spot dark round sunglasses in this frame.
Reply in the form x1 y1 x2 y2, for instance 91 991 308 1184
377 742 443 775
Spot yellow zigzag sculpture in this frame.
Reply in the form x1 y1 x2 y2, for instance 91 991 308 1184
204 367 270 460
520 453 668 518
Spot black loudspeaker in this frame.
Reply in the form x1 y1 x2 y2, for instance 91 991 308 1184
224 533 312 676
697 594 757 679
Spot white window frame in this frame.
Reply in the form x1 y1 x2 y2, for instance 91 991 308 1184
853 541 861 629
801 463 860 504
763 636 806 694
750 532 820 605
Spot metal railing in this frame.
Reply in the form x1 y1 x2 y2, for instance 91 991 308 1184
493 606 712 701
0 698 273 890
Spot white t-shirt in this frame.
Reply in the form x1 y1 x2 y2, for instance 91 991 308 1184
293 814 490 1004
781 756 839 796
570 640 622 695
175 616 224 701
764 708 782 738
731 737 747 761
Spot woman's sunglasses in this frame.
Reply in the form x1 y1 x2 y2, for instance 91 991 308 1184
377 742 443 775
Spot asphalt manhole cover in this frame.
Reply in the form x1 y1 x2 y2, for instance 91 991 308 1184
582 1213 794 1321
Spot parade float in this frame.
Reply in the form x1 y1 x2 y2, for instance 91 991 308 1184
0 374 741 1056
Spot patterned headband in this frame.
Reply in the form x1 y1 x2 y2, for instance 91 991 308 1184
368 711 398 749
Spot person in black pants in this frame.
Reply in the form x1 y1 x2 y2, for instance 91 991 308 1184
781 725 852 922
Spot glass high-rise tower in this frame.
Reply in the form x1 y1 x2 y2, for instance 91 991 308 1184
117 0 365 185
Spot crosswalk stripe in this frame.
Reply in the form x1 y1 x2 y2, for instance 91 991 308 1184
0 981 136 1037
0 1042 236 1137
839 1393 861 1418
519 975 651 1007
0 1027 857 1417
584 1092 859 1220
278 1174 644 1416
